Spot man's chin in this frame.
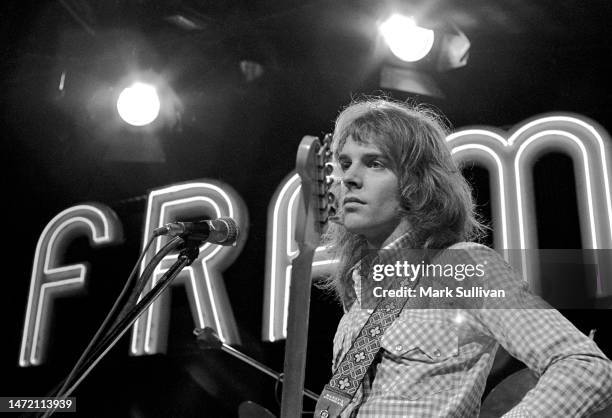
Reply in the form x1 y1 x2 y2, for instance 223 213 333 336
343 219 369 235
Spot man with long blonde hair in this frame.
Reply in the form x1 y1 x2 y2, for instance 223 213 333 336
316 99 612 417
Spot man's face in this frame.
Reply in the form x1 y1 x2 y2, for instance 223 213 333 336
337 136 403 246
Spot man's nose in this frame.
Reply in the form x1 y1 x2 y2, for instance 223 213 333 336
342 165 362 189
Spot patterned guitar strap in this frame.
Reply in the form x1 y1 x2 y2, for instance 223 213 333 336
314 248 436 418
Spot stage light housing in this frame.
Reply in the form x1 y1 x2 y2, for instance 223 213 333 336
379 14 435 63
378 14 470 97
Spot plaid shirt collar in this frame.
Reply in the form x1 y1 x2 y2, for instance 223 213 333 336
382 232 413 251
346 232 416 311
352 232 413 276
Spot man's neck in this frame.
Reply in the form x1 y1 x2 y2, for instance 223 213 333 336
366 218 411 250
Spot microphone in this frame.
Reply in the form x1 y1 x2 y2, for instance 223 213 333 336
153 217 239 246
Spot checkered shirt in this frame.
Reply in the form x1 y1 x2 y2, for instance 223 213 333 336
331 240 612 417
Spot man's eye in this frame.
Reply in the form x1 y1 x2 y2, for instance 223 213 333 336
339 161 351 171
368 160 384 168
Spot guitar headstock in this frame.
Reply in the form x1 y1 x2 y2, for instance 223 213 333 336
295 133 336 249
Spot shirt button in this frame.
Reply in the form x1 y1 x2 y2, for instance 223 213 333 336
433 349 441 357
395 344 403 352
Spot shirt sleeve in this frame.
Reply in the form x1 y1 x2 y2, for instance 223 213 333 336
459 244 612 417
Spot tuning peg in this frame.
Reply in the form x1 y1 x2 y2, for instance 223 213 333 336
327 192 335 204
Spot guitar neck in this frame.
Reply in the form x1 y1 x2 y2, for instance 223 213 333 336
280 246 316 418
280 133 333 417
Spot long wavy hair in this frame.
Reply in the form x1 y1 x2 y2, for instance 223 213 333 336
320 98 487 307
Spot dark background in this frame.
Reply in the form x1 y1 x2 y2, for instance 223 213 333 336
2 0 612 416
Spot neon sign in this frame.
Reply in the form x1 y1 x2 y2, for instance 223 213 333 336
448 114 612 295
130 180 248 355
263 172 337 342
19 204 123 367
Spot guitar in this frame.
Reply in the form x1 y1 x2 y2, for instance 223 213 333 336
279 134 335 418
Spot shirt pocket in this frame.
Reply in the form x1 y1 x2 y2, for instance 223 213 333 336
379 319 460 399
381 319 458 360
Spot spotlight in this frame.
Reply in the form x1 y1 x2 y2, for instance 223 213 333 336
379 14 434 63
378 14 470 98
116 82 161 126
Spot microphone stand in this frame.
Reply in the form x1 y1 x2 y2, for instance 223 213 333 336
194 327 319 402
48 236 180 403
43 239 200 417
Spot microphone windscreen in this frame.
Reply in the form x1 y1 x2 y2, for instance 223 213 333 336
218 217 239 245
